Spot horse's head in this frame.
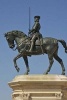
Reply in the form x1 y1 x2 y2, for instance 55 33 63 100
5 31 15 49
5 30 28 50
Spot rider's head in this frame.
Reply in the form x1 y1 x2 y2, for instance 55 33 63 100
34 16 40 22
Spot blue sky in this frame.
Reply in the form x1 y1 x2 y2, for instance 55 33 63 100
0 0 67 100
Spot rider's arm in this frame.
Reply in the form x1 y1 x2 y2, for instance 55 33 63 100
29 22 39 34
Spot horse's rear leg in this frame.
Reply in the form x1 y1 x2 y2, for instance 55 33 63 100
54 54 65 75
44 54 54 74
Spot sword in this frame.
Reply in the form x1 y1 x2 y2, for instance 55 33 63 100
28 7 31 36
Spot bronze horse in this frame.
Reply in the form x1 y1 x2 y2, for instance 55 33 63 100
5 30 67 75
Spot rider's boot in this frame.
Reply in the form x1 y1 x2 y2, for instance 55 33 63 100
29 41 34 52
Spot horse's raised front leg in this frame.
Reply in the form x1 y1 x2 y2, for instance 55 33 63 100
13 53 22 72
13 53 30 75
23 56 30 75
44 54 54 74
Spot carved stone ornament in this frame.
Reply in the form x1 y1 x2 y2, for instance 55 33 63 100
55 92 63 99
12 93 31 100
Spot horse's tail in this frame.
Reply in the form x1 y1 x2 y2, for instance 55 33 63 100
58 39 67 53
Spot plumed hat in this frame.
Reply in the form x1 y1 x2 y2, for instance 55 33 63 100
34 16 40 19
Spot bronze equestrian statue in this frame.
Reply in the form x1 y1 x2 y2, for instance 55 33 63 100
5 30 67 75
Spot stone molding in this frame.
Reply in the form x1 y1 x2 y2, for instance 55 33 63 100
8 75 67 100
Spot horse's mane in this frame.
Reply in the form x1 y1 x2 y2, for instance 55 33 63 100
11 30 28 37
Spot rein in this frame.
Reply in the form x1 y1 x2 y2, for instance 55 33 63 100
13 36 31 51
18 37 31 46
12 43 17 51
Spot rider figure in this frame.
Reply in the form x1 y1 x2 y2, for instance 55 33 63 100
29 16 42 52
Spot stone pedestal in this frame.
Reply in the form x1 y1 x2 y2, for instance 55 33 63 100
8 75 67 100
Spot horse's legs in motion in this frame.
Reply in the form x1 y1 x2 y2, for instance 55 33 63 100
13 53 30 74
13 53 22 72
54 54 65 75
44 53 54 74
23 56 30 75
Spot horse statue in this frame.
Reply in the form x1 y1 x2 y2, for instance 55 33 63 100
4 30 67 75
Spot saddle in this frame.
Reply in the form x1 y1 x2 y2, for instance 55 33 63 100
35 38 43 46
30 37 44 54
30 32 43 46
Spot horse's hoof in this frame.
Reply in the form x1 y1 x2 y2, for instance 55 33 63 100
17 68 20 72
15 66 20 72
43 72 48 75
16 67 20 72
24 72 29 75
61 72 65 75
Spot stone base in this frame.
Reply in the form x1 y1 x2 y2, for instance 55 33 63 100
8 75 67 100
